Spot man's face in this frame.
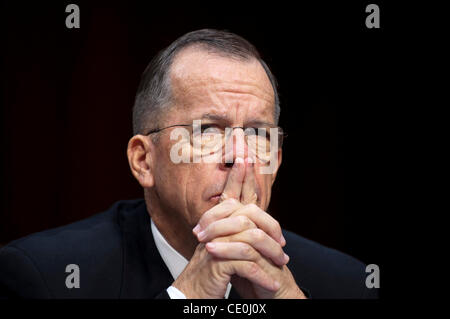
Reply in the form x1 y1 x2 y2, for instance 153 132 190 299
150 48 281 228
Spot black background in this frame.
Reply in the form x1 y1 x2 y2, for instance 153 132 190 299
1 1 399 299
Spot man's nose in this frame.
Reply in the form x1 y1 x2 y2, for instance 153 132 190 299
223 127 248 167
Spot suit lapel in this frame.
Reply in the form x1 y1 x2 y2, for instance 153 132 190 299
119 200 173 298
228 286 242 299
118 200 245 299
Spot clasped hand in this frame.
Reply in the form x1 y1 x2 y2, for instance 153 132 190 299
173 158 306 299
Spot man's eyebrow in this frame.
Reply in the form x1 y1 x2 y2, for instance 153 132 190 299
200 113 229 122
199 113 275 127
245 120 275 127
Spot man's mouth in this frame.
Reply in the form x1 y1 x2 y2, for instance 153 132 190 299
210 193 222 202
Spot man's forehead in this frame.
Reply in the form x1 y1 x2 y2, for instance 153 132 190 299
168 47 275 122
171 48 274 98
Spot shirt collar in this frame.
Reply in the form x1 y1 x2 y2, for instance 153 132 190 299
150 218 188 280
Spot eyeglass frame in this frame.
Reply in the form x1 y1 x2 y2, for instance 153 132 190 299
143 123 287 147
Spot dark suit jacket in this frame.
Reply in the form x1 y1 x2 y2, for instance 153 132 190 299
0 199 378 299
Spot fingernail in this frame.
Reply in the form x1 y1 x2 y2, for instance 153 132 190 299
284 253 290 264
206 242 216 250
193 224 201 234
235 157 244 164
197 230 206 241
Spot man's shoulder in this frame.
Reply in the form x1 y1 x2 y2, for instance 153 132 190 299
282 229 377 299
5 199 145 253
282 229 366 274
0 199 146 298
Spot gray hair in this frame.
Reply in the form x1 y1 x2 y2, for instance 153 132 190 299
132 29 280 135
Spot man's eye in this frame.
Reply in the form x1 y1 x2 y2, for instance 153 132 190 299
200 124 221 133
245 128 269 138
243 127 256 136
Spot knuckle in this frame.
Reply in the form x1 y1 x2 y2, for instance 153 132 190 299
206 223 216 235
251 228 265 242
279 250 286 263
197 220 207 230
237 215 251 228
196 217 206 227
241 243 253 258
246 262 259 276
199 213 212 226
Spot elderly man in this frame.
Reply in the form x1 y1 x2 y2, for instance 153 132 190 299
0 29 377 299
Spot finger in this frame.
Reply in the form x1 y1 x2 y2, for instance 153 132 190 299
194 198 242 235
241 158 258 205
230 204 286 247
198 202 286 247
212 228 289 266
220 157 245 202
196 215 256 242
223 260 280 292
206 242 260 261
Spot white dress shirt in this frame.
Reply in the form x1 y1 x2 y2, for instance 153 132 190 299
150 218 232 299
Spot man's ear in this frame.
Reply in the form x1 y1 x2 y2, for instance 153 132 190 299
271 148 282 186
127 135 155 188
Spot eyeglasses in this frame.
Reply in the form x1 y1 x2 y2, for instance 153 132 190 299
145 123 286 162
